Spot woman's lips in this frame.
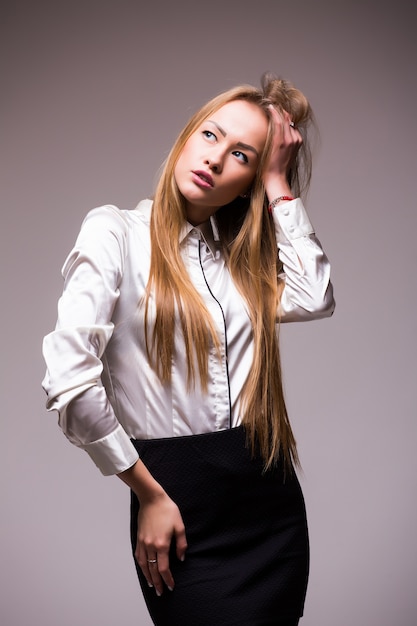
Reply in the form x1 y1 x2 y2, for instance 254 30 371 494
192 170 214 188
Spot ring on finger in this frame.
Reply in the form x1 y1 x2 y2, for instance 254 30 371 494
147 558 157 564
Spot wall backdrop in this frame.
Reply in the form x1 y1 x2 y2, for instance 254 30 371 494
1 1 416 624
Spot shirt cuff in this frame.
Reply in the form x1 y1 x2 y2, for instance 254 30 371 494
81 424 139 476
272 198 315 243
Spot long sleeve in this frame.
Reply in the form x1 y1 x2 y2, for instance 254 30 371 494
42 205 139 475
271 198 335 321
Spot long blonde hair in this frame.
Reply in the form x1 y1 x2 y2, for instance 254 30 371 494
144 75 314 470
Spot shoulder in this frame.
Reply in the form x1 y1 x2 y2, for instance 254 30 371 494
81 204 130 235
60 207 129 277
82 199 152 233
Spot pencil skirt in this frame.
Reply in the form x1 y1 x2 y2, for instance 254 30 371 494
130 426 309 626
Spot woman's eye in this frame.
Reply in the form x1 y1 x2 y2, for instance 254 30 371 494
233 151 248 163
202 130 216 141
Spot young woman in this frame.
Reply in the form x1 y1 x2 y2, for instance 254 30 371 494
42 74 335 625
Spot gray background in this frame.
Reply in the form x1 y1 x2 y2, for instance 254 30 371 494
1 1 416 624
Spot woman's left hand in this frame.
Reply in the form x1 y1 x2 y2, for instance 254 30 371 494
263 106 302 194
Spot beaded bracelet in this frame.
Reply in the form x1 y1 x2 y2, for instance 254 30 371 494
268 195 294 213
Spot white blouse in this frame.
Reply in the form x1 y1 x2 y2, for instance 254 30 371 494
42 198 334 475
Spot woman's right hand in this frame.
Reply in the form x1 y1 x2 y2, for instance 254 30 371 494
136 492 187 595
118 459 188 596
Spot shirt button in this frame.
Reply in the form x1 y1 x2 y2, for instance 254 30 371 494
283 208 290 216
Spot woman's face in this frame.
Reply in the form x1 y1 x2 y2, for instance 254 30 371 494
174 99 268 226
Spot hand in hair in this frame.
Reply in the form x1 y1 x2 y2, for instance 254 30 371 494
263 106 303 198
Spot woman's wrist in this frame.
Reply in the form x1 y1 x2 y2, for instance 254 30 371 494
118 459 166 503
263 174 293 203
268 196 294 213
264 178 295 214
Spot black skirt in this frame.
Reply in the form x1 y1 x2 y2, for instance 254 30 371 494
130 426 309 626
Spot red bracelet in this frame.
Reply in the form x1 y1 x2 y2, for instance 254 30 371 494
268 195 294 213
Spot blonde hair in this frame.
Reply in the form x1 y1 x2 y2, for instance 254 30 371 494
144 75 314 470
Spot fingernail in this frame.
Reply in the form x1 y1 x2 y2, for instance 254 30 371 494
147 581 153 588
168 586 174 592
156 589 162 597
180 555 185 562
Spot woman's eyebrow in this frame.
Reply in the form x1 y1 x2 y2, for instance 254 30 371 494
206 120 259 157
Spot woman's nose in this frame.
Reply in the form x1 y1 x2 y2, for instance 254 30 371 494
204 151 223 173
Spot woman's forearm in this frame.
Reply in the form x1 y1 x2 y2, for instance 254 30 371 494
117 458 166 502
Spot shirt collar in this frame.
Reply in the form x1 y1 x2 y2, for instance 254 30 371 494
179 216 220 258
136 198 220 259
